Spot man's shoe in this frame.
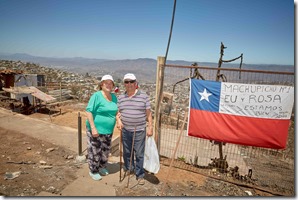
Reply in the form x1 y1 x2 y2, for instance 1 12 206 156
89 172 102 181
99 168 109 176
138 178 145 185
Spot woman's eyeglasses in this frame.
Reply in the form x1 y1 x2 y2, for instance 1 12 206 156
124 80 136 84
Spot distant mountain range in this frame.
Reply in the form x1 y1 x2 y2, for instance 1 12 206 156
0 53 294 83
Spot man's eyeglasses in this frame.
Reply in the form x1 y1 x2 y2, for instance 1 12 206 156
124 80 136 84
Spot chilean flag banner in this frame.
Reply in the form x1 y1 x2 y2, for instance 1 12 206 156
187 79 294 149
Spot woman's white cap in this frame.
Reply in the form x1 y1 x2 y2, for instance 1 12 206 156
101 74 114 82
123 73 136 81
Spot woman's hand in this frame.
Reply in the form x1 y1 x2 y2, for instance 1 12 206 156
117 120 123 130
116 111 123 130
91 127 99 137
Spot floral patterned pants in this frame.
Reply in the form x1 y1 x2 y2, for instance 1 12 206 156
86 128 113 174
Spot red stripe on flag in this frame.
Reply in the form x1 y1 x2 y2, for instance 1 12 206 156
188 109 290 149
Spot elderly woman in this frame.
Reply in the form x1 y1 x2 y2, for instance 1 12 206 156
85 74 118 181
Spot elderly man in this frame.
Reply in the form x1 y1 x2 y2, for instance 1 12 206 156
117 73 153 185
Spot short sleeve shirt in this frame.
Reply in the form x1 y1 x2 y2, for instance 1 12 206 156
86 91 118 134
117 90 151 131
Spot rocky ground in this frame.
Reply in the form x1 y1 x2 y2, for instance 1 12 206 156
0 128 80 196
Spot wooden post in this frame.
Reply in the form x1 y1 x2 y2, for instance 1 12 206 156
160 111 188 196
153 56 165 153
59 81 62 102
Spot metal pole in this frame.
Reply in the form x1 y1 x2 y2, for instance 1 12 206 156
78 112 82 156
176 115 180 130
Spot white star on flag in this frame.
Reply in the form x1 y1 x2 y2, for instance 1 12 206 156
198 88 212 102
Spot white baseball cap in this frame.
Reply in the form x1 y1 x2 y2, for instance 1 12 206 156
101 74 114 83
123 73 136 81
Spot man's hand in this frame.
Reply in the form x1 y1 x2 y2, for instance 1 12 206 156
147 126 153 136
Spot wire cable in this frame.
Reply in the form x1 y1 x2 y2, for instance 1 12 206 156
164 0 177 64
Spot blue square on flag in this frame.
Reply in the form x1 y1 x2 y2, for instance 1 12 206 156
190 79 221 112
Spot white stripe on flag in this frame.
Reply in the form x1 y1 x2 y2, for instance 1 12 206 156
219 82 294 119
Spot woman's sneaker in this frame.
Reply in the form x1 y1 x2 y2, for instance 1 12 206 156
89 172 102 181
99 168 109 176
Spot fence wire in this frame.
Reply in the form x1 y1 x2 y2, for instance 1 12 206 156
158 64 294 195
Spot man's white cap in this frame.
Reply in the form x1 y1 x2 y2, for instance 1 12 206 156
123 73 136 81
101 74 114 82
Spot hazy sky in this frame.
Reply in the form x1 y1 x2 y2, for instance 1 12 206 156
0 0 295 65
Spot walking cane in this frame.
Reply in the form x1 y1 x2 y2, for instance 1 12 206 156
119 129 123 182
127 126 136 188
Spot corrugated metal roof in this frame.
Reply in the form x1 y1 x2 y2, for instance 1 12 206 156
3 86 32 94
3 86 56 103
30 87 56 103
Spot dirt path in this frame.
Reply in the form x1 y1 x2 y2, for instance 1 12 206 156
0 103 294 197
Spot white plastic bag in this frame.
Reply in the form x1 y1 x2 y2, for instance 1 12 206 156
143 136 160 174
